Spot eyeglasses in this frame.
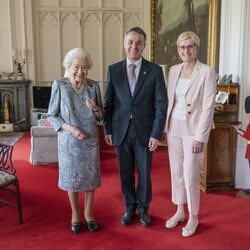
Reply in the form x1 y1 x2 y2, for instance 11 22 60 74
178 44 196 51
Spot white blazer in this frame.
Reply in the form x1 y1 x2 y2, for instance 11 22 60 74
164 60 217 143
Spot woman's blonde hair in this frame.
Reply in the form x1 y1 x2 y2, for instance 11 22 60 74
176 31 200 47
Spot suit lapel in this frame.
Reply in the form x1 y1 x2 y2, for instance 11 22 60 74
172 64 182 95
120 60 132 98
132 58 151 98
184 60 201 95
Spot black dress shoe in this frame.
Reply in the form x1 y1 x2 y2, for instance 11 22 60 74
86 220 98 232
139 213 152 227
71 222 81 234
121 212 135 225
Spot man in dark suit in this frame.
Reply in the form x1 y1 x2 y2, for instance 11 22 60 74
103 27 167 227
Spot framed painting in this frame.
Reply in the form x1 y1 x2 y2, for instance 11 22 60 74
150 0 221 72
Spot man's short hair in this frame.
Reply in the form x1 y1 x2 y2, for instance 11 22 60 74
125 27 147 42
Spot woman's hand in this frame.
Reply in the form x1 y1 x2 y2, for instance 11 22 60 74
86 99 99 112
72 127 86 140
232 124 241 130
62 124 86 140
192 140 205 154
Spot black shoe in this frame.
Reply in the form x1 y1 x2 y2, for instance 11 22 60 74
121 212 135 225
139 213 152 227
71 222 81 234
86 220 98 232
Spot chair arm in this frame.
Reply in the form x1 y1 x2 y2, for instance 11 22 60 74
30 126 57 137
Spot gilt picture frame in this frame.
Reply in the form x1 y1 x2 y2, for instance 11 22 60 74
150 0 221 72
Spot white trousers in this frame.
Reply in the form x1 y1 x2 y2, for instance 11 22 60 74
167 119 204 215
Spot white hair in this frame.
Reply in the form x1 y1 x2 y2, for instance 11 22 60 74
63 48 93 72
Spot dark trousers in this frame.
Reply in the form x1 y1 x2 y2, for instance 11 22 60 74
115 121 152 214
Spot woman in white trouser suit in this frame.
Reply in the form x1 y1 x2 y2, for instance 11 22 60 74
164 31 216 237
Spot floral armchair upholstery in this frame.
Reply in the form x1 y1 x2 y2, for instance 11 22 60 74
0 143 23 224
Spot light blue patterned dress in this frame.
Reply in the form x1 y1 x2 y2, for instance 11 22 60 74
47 77 102 192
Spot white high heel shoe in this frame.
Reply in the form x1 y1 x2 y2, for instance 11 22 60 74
165 214 185 229
182 220 199 237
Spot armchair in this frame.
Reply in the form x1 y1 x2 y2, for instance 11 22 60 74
30 118 58 165
0 143 23 224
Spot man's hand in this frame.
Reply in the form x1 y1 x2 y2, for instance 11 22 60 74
104 134 113 146
148 137 159 152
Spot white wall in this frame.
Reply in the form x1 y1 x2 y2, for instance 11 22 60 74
0 0 13 72
219 0 250 188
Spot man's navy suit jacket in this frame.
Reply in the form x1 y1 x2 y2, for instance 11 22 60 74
103 57 167 147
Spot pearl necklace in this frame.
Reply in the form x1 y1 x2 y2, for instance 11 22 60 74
72 83 84 94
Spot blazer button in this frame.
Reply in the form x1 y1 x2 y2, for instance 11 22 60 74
188 111 191 114
187 104 191 106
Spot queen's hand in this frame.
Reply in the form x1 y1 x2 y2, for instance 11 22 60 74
86 99 98 112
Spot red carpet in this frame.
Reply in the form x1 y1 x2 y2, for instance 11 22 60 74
1 128 250 250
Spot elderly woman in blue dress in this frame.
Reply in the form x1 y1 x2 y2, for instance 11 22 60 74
48 48 102 234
